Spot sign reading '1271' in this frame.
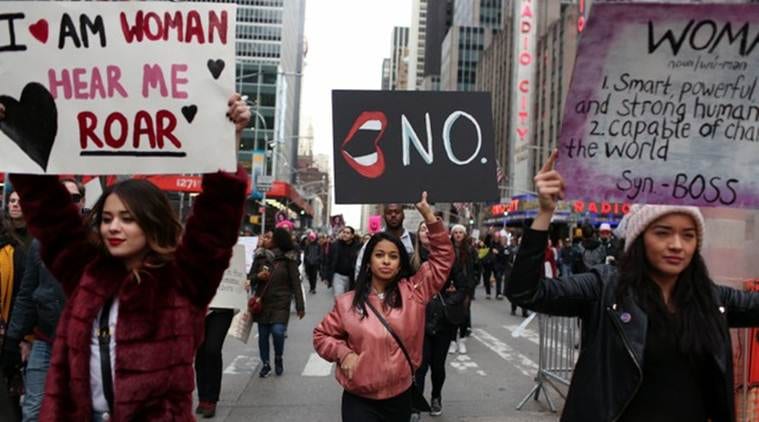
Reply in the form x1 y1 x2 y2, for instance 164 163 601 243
332 90 498 204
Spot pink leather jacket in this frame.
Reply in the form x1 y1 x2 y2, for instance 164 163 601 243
313 220 453 400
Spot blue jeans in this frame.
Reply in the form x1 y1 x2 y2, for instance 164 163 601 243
258 323 286 364
22 340 52 422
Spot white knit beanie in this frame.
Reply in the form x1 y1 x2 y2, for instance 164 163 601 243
621 204 705 253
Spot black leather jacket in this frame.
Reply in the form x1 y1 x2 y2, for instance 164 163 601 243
507 228 759 422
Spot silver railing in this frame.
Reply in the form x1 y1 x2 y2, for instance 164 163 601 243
517 314 581 412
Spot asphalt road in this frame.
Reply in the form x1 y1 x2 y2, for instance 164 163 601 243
206 280 564 422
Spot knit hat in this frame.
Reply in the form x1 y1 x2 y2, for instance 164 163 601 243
621 204 705 253
599 223 612 233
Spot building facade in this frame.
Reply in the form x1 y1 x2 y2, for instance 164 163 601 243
381 58 391 90
475 27 513 201
533 3 579 176
408 0 428 90
389 26 410 90
188 0 310 233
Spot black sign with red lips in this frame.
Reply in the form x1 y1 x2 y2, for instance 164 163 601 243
332 90 498 204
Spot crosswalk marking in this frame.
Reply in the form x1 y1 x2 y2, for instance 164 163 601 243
503 324 540 345
470 328 538 378
224 355 260 375
301 352 333 377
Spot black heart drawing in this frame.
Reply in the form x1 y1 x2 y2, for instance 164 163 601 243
181 105 198 123
0 83 58 171
207 59 225 80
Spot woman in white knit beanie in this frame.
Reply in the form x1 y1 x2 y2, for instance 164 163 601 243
505 150 759 422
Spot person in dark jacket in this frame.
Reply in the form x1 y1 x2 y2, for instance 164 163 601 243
508 151 759 422
251 228 306 378
0 95 250 421
303 232 322 294
3 179 85 422
480 235 496 299
410 222 465 419
328 226 361 296
0 214 26 421
447 225 477 356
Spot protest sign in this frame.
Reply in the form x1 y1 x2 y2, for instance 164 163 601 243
210 244 247 310
237 236 259 273
332 90 498 204
0 2 236 174
557 3 759 208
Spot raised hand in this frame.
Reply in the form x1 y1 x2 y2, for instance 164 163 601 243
227 93 251 134
415 191 436 224
534 149 565 213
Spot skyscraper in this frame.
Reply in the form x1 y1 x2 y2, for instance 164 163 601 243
188 0 310 231
439 0 507 91
421 0 454 90
389 26 410 90
407 0 428 90
381 58 391 90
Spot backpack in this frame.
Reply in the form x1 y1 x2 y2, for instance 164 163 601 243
572 243 607 273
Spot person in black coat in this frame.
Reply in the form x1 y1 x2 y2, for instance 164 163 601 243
508 151 759 422
410 222 465 418
327 226 361 296
302 232 322 294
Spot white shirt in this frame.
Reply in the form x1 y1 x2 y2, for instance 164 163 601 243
90 298 119 412
355 228 415 277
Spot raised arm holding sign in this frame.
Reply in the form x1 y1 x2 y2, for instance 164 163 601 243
1 94 251 420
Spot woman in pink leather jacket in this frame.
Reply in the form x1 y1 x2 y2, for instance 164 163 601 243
313 192 454 421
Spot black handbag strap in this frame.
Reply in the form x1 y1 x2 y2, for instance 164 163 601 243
365 301 415 382
98 298 115 412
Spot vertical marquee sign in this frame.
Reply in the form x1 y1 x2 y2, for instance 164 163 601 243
509 0 538 195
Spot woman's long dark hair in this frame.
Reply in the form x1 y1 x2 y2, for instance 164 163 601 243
87 179 182 267
351 232 412 318
271 227 295 252
617 236 724 356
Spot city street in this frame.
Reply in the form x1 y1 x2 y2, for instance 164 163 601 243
210 280 561 422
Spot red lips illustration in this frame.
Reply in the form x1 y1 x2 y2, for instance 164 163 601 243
341 111 387 179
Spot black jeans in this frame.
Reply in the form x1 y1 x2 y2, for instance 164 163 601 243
195 309 234 402
415 325 452 401
494 269 506 296
305 264 319 292
482 267 493 295
341 388 412 422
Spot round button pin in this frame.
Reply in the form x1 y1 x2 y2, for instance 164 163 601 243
620 312 632 323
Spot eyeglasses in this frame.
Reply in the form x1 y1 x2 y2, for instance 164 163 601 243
70 193 82 203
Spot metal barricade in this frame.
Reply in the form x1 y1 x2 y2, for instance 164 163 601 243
517 313 581 412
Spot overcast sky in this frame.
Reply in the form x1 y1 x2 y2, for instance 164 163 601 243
300 0 412 229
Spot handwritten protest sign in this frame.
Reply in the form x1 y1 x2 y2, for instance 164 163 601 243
332 90 498 204
0 2 236 174
210 244 247 310
557 3 759 208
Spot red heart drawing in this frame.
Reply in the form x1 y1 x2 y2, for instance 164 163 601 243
29 19 48 44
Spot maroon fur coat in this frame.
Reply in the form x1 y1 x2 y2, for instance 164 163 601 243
10 168 247 421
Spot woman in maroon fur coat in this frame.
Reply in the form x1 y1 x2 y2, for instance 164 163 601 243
0 96 251 421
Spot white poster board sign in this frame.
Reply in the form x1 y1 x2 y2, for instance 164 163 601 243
237 236 259 272
0 2 236 174
210 244 247 310
557 3 759 208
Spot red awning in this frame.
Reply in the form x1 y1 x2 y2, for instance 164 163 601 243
266 180 315 217
134 175 313 217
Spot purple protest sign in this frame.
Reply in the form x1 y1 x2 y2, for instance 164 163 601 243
557 3 759 208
